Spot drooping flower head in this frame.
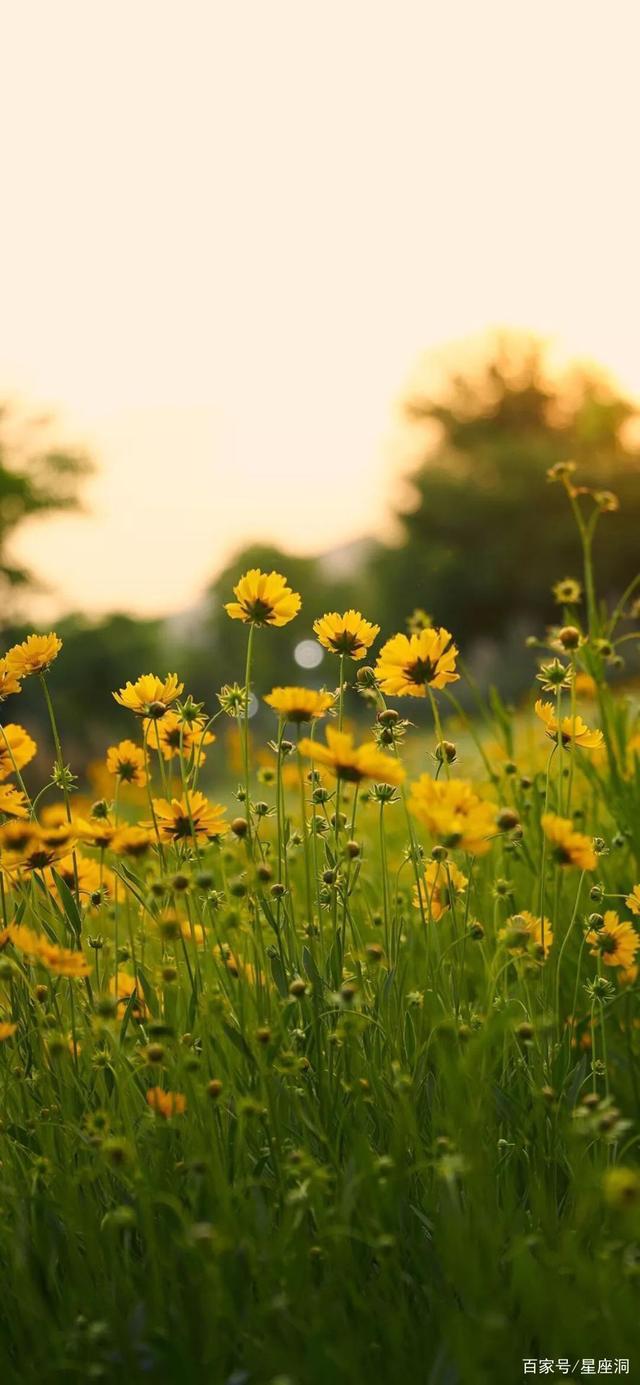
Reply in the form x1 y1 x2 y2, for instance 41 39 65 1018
313 610 379 661
149 791 227 844
225 569 301 627
0 724 37 782
5 634 62 679
586 912 639 970
113 674 184 719
264 686 335 724
541 813 597 870
106 739 147 786
414 858 468 920
499 910 554 960
409 776 496 856
375 628 459 697
534 700 604 751
297 726 404 786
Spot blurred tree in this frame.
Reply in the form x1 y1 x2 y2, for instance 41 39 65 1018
0 401 93 622
370 335 640 661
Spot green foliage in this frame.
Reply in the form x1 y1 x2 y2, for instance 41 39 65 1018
0 402 93 616
371 336 640 651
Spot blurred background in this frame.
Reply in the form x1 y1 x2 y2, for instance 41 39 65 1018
1 1 639 770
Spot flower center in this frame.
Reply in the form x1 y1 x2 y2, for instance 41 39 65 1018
405 656 438 686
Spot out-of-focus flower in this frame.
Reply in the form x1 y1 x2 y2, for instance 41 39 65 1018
414 858 468 920
0 724 37 781
0 658 22 702
409 777 496 856
298 727 404 786
143 711 215 764
541 813 597 870
146 1087 186 1118
499 910 554 959
552 578 582 606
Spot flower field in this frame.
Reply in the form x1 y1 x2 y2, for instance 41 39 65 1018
0 465 639 1384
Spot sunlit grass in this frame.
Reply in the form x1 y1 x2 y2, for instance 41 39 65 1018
0 466 638 1383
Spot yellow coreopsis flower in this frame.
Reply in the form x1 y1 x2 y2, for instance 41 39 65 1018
150 791 227 844
143 711 215 764
586 912 639 970
5 922 88 977
414 858 468 920
5 633 62 678
0 1021 17 1041
499 910 554 960
534 700 604 751
113 673 184 718
225 569 301 627
75 817 117 850
106 739 147 786
110 825 153 857
626 885 640 916
0 724 37 782
313 610 380 660
146 1087 186 1118
409 777 496 856
0 784 30 819
110 970 147 1019
375 628 459 697
297 726 404 786
264 686 335 724
541 813 597 870
0 658 22 702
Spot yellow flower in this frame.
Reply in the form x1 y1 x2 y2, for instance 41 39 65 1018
541 813 597 870
110 970 146 1018
37 940 90 978
534 700 604 751
0 784 30 819
313 610 380 660
143 711 215 764
46 854 115 907
75 817 117 850
375 628 459 697
181 920 205 947
409 777 496 856
298 726 404 786
575 672 596 699
5 633 62 678
264 686 335 723
113 673 184 718
587 911 639 970
150 791 227 844
552 578 582 605
0 724 37 782
499 910 554 960
225 569 301 627
603 1166 640 1209
146 1087 186 1118
0 1021 17 1041
626 885 640 916
111 825 153 857
106 739 147 786
414 859 468 920
0 658 22 702
5 922 88 977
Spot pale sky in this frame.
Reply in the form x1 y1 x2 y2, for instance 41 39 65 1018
1 1 639 618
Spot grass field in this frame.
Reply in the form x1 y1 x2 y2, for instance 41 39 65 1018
0 464 638 1384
